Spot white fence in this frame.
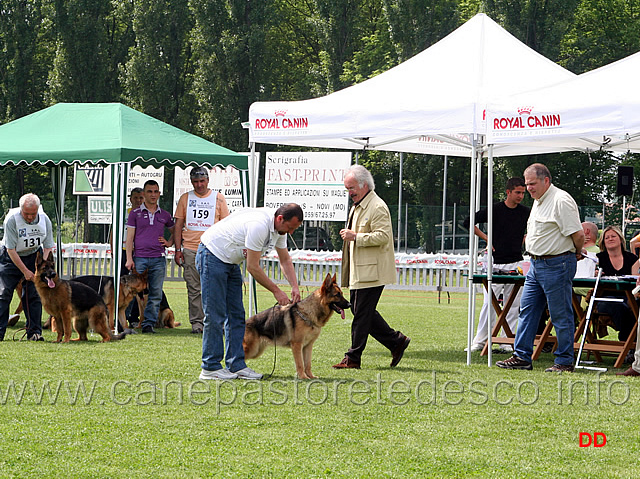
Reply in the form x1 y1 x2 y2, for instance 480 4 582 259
56 244 471 292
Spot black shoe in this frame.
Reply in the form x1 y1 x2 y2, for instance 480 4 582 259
141 326 156 334
496 355 532 370
390 335 411 367
191 325 203 334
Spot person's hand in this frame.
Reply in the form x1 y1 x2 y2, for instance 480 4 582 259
23 270 35 282
576 249 585 261
125 259 135 271
340 228 356 242
291 287 301 304
175 250 184 266
274 289 290 306
159 237 172 247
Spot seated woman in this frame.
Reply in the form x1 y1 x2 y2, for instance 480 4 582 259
596 225 639 341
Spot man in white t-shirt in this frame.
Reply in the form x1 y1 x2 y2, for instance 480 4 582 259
197 203 304 380
0 193 55 341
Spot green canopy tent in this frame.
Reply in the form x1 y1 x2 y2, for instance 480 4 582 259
0 102 249 331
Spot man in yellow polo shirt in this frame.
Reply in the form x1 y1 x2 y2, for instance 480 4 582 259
174 167 230 334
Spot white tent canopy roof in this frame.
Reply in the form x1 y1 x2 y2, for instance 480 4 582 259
249 13 576 157
487 50 640 152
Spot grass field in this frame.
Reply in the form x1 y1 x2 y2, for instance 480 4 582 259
1 282 639 478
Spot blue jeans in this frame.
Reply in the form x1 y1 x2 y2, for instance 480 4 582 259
514 254 577 365
196 244 247 372
133 256 166 329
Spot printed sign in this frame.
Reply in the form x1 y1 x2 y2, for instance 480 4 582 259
88 196 112 224
73 165 112 195
264 152 351 221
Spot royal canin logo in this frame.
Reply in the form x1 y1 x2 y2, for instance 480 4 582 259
493 106 561 130
254 110 309 130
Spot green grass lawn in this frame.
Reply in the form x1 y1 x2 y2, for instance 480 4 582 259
1 283 639 478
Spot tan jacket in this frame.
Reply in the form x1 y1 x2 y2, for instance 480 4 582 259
341 190 397 289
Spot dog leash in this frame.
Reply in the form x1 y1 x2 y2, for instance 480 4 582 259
264 303 280 379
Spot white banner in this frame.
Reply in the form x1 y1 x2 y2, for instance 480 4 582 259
173 166 244 215
264 152 351 221
128 165 165 195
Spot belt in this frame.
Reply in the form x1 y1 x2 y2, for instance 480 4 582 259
529 251 572 261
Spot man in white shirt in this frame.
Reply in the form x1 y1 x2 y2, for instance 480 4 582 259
497 164 584 373
0 193 55 341
197 203 303 380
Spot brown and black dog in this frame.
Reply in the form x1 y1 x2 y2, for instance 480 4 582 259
34 251 127 342
71 269 149 331
243 273 350 379
136 291 180 329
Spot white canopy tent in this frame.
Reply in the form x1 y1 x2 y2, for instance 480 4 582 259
248 13 578 365
487 50 640 153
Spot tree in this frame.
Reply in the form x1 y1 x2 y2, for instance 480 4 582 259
560 0 640 73
121 0 194 128
191 0 271 150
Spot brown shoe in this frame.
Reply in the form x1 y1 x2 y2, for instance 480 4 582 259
332 357 360 369
545 363 574 373
390 335 411 367
616 367 640 377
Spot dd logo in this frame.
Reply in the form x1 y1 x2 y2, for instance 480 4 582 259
579 432 607 447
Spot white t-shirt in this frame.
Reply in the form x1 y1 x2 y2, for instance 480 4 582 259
200 208 287 264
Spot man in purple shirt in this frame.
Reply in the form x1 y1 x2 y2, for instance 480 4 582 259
125 180 175 333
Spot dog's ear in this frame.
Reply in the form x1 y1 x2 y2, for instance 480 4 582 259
46 250 54 262
321 273 332 293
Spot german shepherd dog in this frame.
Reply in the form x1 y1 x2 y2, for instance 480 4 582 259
34 251 127 342
243 273 351 379
71 269 149 331
136 291 180 329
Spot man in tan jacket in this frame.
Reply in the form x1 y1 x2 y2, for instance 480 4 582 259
333 164 410 369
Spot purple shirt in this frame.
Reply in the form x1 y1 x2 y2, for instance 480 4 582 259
127 204 175 258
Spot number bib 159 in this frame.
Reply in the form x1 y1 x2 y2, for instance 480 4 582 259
185 191 217 231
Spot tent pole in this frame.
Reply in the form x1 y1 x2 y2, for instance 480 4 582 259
110 163 129 333
486 145 494 367
441 156 448 253
248 142 258 316
466 136 479 366
397 153 403 253
51 166 67 277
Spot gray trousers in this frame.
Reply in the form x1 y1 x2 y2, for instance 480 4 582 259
183 248 204 328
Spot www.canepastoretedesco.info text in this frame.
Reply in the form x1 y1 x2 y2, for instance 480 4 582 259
0 372 632 411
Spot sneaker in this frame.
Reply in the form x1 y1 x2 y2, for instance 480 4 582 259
8 314 20 327
199 368 238 380
141 325 156 334
496 355 532 370
27 333 44 342
234 367 263 380
191 326 203 334
464 342 485 352
545 363 574 373
494 344 513 354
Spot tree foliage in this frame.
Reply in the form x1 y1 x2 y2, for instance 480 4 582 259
1 0 639 246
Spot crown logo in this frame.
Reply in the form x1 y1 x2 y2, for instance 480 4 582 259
274 110 287 117
517 106 533 115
